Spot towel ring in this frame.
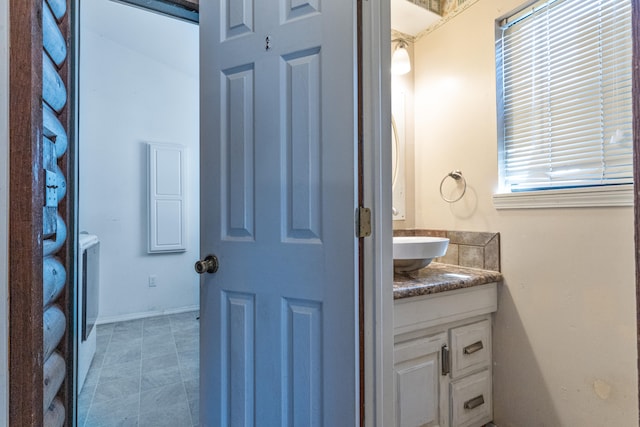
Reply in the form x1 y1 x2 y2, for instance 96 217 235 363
439 170 467 203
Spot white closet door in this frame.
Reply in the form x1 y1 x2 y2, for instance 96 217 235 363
148 142 186 253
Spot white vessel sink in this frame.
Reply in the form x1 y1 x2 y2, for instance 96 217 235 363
393 236 450 272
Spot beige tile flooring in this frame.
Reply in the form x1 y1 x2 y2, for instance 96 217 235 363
78 311 199 427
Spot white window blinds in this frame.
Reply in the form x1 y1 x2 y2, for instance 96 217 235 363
497 0 633 192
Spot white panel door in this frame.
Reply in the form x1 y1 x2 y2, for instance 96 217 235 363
147 143 186 253
199 0 359 425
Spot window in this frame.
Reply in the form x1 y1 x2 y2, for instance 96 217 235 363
495 0 633 202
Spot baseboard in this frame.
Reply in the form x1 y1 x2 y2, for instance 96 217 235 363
485 423 498 427
96 305 199 325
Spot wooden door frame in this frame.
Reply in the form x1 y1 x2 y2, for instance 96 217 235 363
8 0 73 425
633 0 640 423
8 1 46 425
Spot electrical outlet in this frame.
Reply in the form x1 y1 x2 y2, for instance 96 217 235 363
148 275 157 287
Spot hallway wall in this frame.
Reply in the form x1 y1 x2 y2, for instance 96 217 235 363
79 0 200 321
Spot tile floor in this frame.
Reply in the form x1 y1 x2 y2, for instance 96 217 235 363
78 311 199 427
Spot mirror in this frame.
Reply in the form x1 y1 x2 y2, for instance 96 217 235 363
392 116 399 189
392 93 406 220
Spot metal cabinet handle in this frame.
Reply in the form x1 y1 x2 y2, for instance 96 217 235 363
463 395 485 410
441 344 450 376
463 340 484 355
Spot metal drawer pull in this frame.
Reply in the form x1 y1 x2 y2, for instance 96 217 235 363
463 395 485 410
463 340 484 355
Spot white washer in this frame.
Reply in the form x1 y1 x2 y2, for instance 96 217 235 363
78 233 99 392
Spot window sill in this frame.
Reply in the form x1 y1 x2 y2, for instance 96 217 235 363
492 184 634 209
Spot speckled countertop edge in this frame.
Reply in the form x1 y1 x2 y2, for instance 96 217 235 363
393 262 503 299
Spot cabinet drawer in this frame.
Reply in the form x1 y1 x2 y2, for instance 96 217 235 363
450 319 490 378
450 369 492 427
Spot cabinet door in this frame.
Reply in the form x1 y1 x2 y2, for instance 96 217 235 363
394 332 449 427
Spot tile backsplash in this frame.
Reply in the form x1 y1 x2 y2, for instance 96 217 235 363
393 229 500 272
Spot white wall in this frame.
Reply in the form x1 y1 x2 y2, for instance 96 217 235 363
408 0 638 425
0 0 8 424
79 0 200 321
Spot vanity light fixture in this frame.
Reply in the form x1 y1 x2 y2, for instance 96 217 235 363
392 39 411 75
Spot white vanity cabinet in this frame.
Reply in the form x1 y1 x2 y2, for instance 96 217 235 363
394 283 498 427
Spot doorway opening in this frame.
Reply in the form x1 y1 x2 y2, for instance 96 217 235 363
8 0 393 425
74 1 200 425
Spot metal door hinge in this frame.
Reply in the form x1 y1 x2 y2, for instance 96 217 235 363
356 207 372 238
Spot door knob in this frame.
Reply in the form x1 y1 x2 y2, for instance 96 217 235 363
195 255 219 274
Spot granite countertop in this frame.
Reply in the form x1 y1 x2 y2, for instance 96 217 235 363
393 262 503 299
